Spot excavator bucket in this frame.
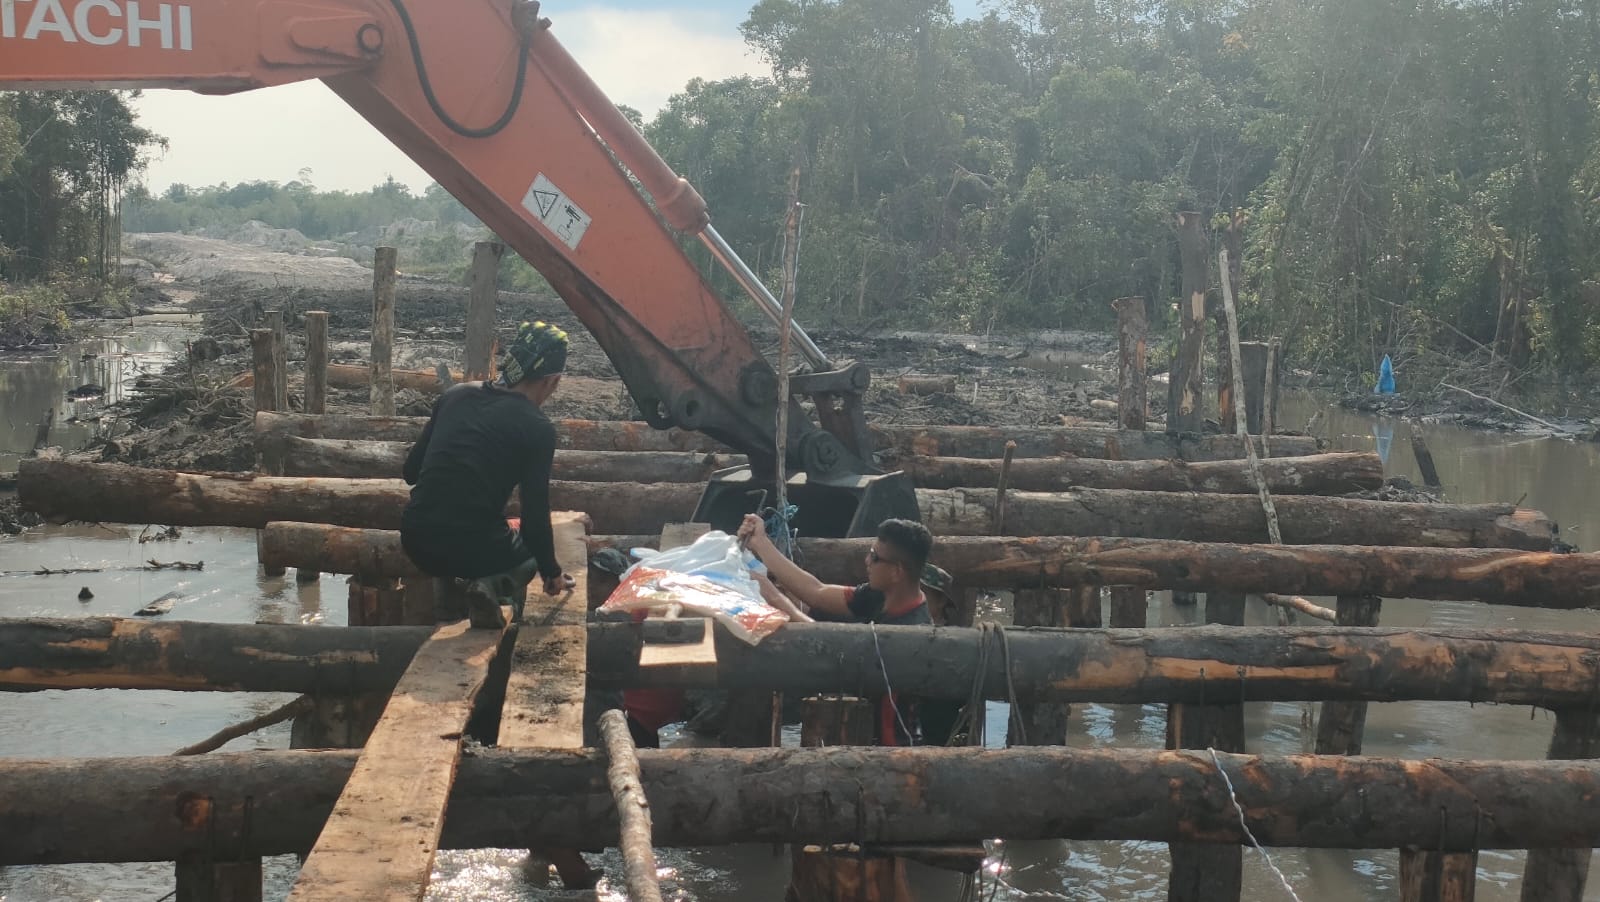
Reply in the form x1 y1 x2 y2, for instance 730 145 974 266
691 465 921 539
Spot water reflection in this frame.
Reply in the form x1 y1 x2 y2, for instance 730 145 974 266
0 326 186 471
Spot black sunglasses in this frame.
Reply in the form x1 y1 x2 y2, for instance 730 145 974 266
866 548 903 567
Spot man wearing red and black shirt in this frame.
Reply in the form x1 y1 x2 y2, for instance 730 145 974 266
736 513 935 745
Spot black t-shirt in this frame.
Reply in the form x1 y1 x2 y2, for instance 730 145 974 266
400 382 561 579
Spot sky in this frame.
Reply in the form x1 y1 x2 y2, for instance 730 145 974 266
132 0 987 195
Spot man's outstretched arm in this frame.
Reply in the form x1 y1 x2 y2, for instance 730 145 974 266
737 514 852 618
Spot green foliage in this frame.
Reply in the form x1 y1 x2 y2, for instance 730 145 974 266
0 90 163 283
0 282 71 346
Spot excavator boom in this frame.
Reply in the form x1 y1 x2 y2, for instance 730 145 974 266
0 0 902 506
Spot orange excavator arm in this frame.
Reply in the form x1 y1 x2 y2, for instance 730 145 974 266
0 0 887 489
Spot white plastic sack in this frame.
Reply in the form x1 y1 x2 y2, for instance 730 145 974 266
602 531 788 644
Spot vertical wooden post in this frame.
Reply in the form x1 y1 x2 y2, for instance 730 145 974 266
1011 586 1100 746
371 246 398 416
1165 588 1245 902
1519 709 1600 901
1112 296 1147 429
466 241 503 381
787 696 912 902
1110 296 1149 628
304 311 329 415
1168 211 1208 434
176 854 263 902
250 329 276 414
1315 595 1382 754
1263 338 1281 434
1238 341 1270 435
266 309 289 412
1400 849 1477 902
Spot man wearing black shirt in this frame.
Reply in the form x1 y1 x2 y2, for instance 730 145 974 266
736 513 937 744
401 321 576 628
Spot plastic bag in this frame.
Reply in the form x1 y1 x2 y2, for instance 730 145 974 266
601 531 789 644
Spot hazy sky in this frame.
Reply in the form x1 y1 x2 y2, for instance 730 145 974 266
132 0 987 195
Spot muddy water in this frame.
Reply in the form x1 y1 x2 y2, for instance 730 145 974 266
4 363 1600 900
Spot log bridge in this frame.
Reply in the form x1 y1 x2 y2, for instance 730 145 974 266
12 406 1591 901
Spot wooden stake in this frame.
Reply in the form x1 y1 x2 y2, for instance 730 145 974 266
250 330 276 414
994 440 1017 534
1169 212 1208 434
1111 296 1147 430
370 246 397 417
1315 595 1383 755
267 309 289 412
1413 432 1443 489
1520 708 1600 901
598 709 665 902
466 242 502 381
304 311 329 415
1260 593 1336 623
1400 848 1477 902
774 163 803 528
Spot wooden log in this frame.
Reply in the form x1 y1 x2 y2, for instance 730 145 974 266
258 433 741 482
1401 849 1477 902
466 241 502 381
1239 341 1270 435
903 450 1382 494
1261 593 1336 622
11 746 1600 866
1169 211 1209 433
25 460 1554 549
261 525 1595 606
329 363 458 394
897 374 957 395
254 411 721 452
1316 594 1383 755
19 616 1600 709
17 460 699 535
285 615 511 902
267 310 289 412
875 423 1320 462
1520 708 1600 902
304 311 329 415
598 709 664 902
370 246 397 416
1112 296 1148 430
914 486 1555 548
1414 432 1444 489
250 329 276 414
253 411 1322 462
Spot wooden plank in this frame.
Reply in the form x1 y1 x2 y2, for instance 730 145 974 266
635 521 719 676
499 514 590 750
284 615 510 902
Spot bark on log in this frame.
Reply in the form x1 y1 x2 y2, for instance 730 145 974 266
874 424 1320 462
15 617 1600 709
16 459 698 535
258 434 742 482
8 746 1600 866
903 450 1381 494
1520 708 1600 902
598 709 665 902
260 431 1373 495
261 525 1594 606
329 363 458 394
254 412 1322 462
466 241 502 381
915 486 1555 548
370 247 397 416
250 330 276 414
897 375 957 395
1112 296 1148 430
24 460 1553 549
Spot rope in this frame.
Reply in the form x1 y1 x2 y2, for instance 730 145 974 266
870 622 915 746
1205 747 1305 902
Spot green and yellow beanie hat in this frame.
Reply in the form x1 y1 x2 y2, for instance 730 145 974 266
498 320 569 386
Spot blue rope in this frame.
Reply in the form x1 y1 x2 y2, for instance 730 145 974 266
762 503 799 562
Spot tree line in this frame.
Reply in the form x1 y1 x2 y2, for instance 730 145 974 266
96 0 1600 379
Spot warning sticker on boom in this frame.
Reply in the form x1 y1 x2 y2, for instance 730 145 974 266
521 173 591 251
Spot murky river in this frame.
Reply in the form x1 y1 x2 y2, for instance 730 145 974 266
3 332 1599 901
